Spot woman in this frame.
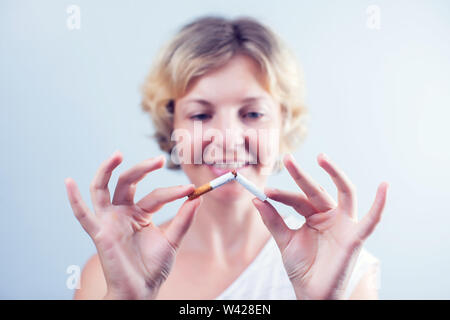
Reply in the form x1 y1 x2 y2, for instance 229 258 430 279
64 16 388 299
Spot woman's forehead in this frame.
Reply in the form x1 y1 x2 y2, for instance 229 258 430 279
180 55 268 101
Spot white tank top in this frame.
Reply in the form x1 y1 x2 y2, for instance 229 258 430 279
216 214 380 300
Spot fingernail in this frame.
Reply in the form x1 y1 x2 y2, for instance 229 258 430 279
111 150 121 158
157 154 166 162
284 153 294 163
264 187 275 194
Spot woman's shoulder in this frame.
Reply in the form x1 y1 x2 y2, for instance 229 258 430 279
353 247 381 283
358 247 380 267
73 253 107 299
345 247 381 299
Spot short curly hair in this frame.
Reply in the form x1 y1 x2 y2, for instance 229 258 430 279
140 15 309 169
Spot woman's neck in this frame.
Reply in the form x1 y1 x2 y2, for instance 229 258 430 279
181 194 272 266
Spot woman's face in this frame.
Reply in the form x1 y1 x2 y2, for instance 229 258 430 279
173 54 282 202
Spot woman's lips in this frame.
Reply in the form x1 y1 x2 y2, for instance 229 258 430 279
207 164 251 177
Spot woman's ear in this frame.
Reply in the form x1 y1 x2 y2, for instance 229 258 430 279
166 99 175 114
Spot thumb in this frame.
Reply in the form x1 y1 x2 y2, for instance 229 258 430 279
165 197 202 250
252 198 293 250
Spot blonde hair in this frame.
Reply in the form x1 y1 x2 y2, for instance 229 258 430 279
141 15 308 169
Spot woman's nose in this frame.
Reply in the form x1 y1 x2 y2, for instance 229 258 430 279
213 113 246 152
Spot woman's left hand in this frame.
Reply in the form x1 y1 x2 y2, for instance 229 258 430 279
252 153 389 300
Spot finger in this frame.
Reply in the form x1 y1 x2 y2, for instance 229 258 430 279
357 182 389 240
65 177 100 238
283 154 336 211
165 197 202 250
90 151 123 211
317 153 357 216
136 184 196 214
265 187 317 218
112 155 165 205
252 198 293 250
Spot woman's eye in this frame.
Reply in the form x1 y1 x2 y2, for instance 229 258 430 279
243 112 264 119
190 113 211 121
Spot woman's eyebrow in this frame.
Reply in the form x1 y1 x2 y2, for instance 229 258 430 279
184 96 266 106
240 96 266 104
184 99 214 107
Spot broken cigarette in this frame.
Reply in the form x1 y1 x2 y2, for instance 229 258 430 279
235 172 267 201
187 169 267 201
187 171 236 200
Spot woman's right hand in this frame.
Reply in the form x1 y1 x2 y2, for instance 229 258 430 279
64 151 201 299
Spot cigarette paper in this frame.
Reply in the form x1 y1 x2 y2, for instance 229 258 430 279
210 171 235 189
188 171 235 200
235 172 267 201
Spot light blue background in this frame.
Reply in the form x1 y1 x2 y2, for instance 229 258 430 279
1 0 449 299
